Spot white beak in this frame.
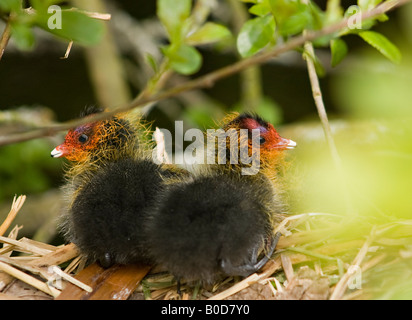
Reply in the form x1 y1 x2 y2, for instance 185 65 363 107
286 139 297 149
51 147 64 158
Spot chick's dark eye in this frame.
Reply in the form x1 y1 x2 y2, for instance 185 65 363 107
78 134 89 143
259 136 266 144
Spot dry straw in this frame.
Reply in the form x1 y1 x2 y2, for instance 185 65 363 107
0 195 90 299
2 195 412 300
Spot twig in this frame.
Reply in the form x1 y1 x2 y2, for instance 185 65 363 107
64 8 111 20
0 195 26 237
0 225 22 258
60 40 73 59
207 273 261 300
0 242 80 293
303 41 337 163
329 230 375 300
208 257 283 300
280 254 295 282
0 0 409 146
0 20 12 61
0 261 61 298
303 39 353 214
50 265 93 293
0 236 53 256
286 246 345 276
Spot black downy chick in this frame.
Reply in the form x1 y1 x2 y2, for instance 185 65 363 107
52 107 189 268
145 113 296 284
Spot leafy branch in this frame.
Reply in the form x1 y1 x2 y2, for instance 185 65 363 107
0 0 410 146
0 0 109 58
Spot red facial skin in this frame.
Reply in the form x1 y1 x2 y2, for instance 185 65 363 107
241 117 295 151
52 122 101 162
246 120 294 171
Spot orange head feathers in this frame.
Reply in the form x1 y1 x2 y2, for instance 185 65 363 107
51 107 140 164
51 121 101 162
220 113 296 171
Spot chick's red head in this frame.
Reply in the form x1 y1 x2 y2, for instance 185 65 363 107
51 121 102 162
224 113 296 165
240 114 295 149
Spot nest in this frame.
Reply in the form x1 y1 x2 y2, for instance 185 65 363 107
1 195 412 300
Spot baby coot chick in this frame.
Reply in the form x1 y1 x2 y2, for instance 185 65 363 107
145 113 296 284
52 107 188 268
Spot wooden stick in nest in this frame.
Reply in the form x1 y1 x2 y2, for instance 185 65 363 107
56 263 151 300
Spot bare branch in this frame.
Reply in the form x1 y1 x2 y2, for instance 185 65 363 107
67 8 111 21
0 20 12 61
60 40 73 59
0 0 409 146
304 39 354 214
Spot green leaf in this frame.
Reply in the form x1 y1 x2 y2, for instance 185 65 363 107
35 8 105 45
0 0 21 12
145 53 159 73
278 10 311 36
249 3 271 17
325 0 343 26
313 54 326 77
10 22 35 50
157 0 191 42
330 38 348 67
237 15 276 58
376 13 389 22
163 44 202 75
359 31 402 64
308 2 326 30
266 0 297 18
358 0 382 11
186 22 231 45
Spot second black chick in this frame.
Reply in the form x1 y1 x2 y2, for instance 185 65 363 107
145 113 296 283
